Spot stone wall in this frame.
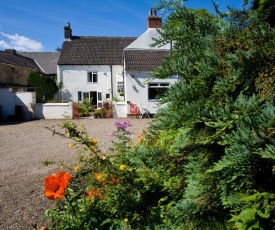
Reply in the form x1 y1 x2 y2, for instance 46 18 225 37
0 62 37 86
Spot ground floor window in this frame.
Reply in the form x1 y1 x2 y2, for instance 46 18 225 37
83 92 89 100
117 81 124 93
78 91 102 107
148 83 170 100
78 91 82 101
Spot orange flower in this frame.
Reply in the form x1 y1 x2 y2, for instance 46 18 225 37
44 171 72 200
87 189 99 196
88 194 96 202
94 173 102 181
137 134 143 143
101 180 106 186
99 194 104 199
110 177 120 185
87 188 104 201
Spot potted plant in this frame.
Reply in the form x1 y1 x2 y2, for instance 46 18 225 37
119 91 124 96
92 108 107 118
111 97 120 104
106 107 113 118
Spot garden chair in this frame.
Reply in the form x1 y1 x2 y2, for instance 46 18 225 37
139 102 150 119
128 103 140 118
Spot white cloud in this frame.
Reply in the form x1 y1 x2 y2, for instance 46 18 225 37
0 32 43 51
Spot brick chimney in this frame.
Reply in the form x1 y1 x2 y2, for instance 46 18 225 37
147 9 162 28
64 22 72 41
5 49 16 54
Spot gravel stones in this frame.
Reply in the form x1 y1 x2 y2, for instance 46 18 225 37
0 118 151 229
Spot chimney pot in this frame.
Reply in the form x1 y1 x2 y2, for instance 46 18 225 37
147 9 162 28
64 22 72 41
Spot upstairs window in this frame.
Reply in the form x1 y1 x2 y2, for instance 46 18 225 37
148 83 170 100
117 81 124 93
88 72 98 83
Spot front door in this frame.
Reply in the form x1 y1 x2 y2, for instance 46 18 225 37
89 91 102 108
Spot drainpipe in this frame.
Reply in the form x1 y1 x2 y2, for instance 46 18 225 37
110 65 113 98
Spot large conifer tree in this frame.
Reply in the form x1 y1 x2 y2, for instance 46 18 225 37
144 1 275 228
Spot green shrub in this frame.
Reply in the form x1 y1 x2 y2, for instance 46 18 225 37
28 72 58 103
39 2 275 229
77 99 94 117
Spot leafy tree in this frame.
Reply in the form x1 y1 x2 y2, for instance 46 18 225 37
55 44 63 51
244 0 275 27
143 1 275 229
40 1 275 229
28 72 58 102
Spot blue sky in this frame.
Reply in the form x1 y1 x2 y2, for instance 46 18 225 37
0 0 244 52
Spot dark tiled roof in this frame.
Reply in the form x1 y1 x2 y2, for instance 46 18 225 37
19 52 60 75
124 50 169 70
58 36 136 65
0 50 40 70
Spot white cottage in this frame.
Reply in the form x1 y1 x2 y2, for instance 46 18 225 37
124 9 178 115
57 10 179 117
57 23 136 108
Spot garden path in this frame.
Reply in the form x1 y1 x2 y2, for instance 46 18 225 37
0 118 151 229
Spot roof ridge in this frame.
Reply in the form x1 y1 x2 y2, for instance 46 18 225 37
124 48 170 51
73 36 137 39
19 51 60 53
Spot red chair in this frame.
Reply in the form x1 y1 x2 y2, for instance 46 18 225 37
128 103 140 118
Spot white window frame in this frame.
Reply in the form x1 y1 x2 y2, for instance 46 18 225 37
97 91 102 107
117 81 124 93
78 91 102 107
105 93 110 99
78 91 82 102
83 92 90 100
148 83 170 101
78 91 93 102
88 71 98 83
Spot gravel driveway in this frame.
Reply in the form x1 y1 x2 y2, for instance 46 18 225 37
0 118 152 230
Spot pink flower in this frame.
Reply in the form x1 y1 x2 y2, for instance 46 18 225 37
109 132 115 137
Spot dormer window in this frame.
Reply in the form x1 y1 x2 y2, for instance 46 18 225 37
88 71 98 83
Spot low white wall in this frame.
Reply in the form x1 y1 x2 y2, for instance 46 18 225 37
113 102 128 118
34 102 73 119
0 89 35 121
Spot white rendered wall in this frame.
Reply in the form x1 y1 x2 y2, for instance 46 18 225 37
15 92 36 121
0 89 35 120
57 64 123 103
34 102 73 119
125 70 178 114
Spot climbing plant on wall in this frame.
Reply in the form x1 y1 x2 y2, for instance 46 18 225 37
28 72 58 103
